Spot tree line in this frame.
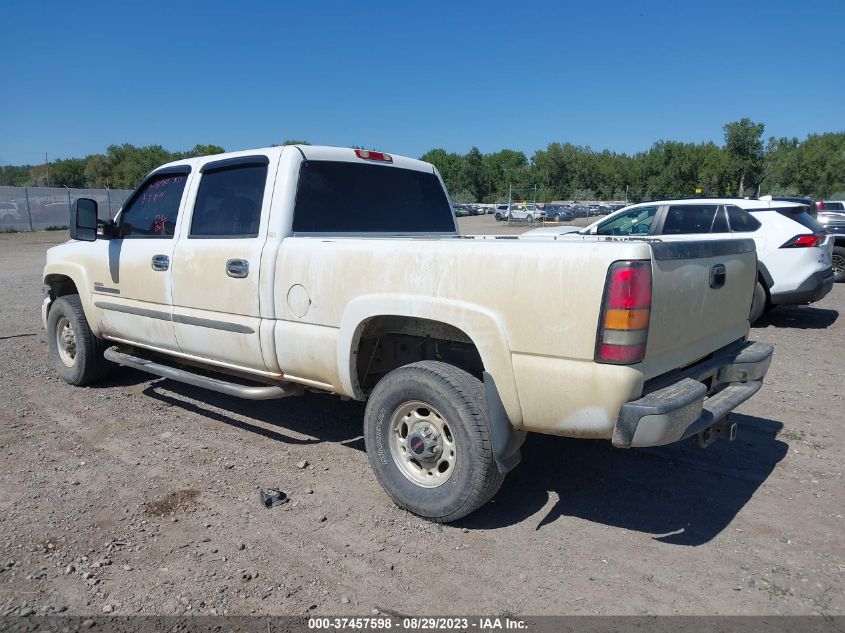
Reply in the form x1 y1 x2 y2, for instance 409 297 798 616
1 121 843 203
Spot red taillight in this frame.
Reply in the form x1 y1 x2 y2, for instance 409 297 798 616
781 234 822 248
606 264 652 309
598 343 647 364
354 149 393 162
596 261 651 365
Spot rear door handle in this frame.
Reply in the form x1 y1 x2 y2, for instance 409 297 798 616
151 254 170 271
226 259 249 278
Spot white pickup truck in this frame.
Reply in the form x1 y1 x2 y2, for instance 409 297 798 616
42 145 773 522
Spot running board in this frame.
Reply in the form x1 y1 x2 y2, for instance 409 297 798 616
104 348 304 400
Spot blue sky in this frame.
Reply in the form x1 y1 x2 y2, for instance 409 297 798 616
2 0 843 165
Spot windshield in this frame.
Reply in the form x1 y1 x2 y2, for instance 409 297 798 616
592 206 658 236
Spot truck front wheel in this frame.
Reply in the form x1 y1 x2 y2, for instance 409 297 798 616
363 361 504 522
47 295 111 386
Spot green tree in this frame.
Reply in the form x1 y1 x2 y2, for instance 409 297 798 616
106 144 176 188
0 165 32 186
182 144 225 158
83 154 111 188
454 147 487 201
47 158 87 188
482 149 528 200
724 118 765 196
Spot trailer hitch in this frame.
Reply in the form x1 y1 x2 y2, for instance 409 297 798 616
697 416 738 448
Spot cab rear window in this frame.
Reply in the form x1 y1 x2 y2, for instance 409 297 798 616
292 160 455 233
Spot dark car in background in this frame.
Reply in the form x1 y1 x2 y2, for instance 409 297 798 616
544 205 574 221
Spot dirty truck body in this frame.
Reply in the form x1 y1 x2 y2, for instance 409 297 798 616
42 145 773 521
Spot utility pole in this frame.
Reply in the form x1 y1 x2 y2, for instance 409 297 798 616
45 152 50 187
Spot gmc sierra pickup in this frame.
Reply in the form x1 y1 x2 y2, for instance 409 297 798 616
42 145 773 522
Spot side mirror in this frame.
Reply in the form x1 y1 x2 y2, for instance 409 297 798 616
70 198 98 242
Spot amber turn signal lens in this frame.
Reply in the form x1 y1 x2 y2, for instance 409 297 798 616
603 308 650 331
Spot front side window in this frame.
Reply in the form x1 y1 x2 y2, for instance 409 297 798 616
595 206 657 236
661 204 720 234
726 205 762 232
190 164 267 238
292 160 455 233
120 173 188 238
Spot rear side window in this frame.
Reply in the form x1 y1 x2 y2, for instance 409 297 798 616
711 207 729 232
772 207 823 233
190 164 267 238
726 205 762 232
120 173 188 238
292 160 454 233
661 204 720 234
823 202 844 211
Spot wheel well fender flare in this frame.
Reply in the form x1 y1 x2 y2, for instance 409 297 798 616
337 294 524 428
43 264 101 335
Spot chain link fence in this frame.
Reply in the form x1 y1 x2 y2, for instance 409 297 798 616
0 186 133 232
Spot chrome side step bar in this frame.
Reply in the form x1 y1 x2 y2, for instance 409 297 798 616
104 348 304 400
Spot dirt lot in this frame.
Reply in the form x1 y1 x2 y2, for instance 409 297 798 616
0 222 843 617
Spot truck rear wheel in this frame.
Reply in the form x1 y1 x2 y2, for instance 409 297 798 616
363 361 504 523
47 295 111 386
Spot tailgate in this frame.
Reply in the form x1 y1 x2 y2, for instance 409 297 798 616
642 239 757 380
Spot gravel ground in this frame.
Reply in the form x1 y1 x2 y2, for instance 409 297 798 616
0 223 843 617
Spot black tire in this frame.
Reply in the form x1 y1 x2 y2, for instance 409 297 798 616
832 246 845 283
494 213 503 221
363 361 505 523
527 215 535 223
749 280 767 324
47 294 111 386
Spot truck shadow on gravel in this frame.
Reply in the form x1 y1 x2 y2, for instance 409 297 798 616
460 413 787 545
754 305 839 329
100 369 785 545
141 379 368 450
91 368 368 448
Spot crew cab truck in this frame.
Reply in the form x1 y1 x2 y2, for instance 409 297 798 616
42 145 774 522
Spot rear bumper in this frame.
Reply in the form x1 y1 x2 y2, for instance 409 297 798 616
612 340 773 448
770 267 834 306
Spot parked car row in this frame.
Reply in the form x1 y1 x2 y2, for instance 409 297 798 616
453 204 492 216
490 202 625 222
526 197 837 322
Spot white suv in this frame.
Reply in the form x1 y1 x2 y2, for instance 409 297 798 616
527 198 834 322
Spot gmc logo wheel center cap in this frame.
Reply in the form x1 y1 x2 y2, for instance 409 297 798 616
408 434 426 455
